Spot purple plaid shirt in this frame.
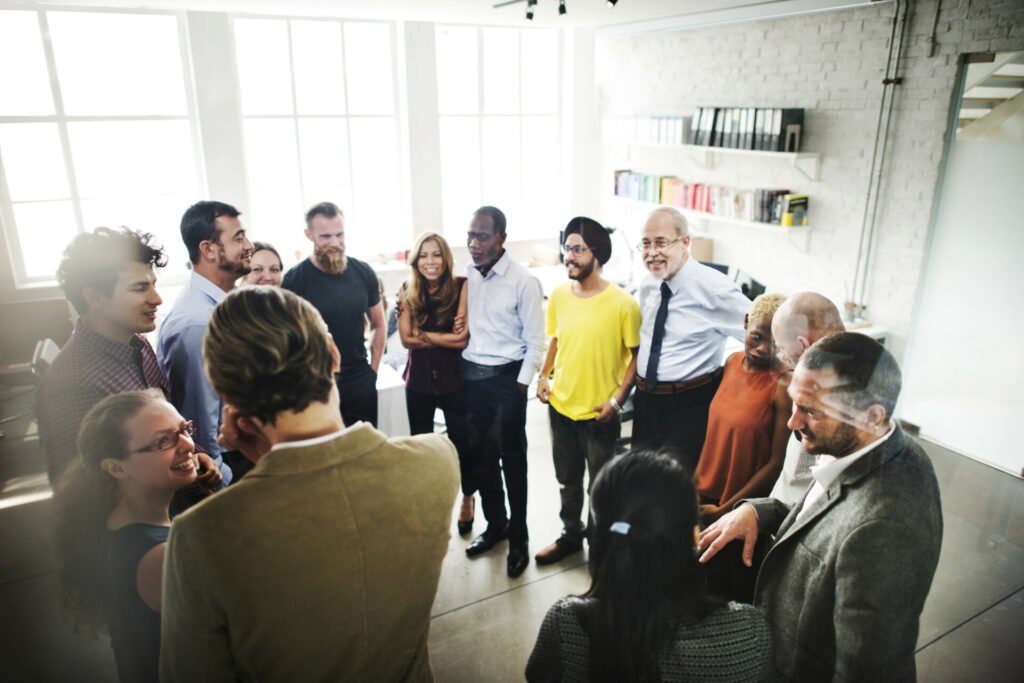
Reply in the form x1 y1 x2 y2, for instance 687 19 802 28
35 321 170 482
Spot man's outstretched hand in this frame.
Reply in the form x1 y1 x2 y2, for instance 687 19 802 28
698 503 760 567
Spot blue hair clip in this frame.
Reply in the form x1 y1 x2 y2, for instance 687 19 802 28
609 521 631 535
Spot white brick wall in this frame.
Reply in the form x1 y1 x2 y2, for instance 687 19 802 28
592 0 1024 361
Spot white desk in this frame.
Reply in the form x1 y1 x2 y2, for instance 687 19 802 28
375 362 409 437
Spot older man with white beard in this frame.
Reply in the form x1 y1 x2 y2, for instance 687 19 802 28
631 207 750 471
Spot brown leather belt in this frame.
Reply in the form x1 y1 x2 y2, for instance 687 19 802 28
635 366 723 395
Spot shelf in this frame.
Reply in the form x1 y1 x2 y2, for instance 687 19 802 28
609 196 811 251
627 142 821 180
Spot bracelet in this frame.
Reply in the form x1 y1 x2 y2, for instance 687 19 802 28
609 397 623 413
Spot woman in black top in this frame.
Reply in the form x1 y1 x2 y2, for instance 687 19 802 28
527 451 778 682
53 389 216 682
398 232 475 533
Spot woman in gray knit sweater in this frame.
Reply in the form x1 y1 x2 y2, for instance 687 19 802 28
526 451 778 682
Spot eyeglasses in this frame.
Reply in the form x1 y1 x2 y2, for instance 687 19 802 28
560 244 591 257
635 237 683 254
131 421 195 454
467 232 495 244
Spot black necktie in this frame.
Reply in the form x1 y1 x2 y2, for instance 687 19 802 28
645 282 671 387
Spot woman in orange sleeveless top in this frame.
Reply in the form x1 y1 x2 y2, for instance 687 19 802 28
694 292 792 526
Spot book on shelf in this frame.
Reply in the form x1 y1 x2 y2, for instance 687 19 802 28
614 171 809 228
780 194 809 226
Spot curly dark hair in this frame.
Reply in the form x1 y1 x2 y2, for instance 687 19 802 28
56 227 167 316
203 287 335 425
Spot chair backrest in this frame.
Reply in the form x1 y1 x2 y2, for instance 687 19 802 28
31 338 61 376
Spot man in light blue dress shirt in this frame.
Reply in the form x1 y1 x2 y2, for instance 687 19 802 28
461 206 545 578
632 207 750 471
158 200 252 487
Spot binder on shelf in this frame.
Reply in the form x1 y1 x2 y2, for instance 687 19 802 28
690 109 703 146
768 108 804 152
731 108 742 148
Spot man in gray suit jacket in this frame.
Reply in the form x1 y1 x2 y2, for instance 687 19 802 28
699 332 942 681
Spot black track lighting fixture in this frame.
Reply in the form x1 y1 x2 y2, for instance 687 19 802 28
607 0 619 7
559 0 567 15
526 0 536 21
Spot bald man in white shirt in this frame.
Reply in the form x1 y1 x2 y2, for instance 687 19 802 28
768 291 845 506
631 207 750 470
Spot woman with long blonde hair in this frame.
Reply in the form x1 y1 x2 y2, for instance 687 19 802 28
398 231 476 533
52 389 215 682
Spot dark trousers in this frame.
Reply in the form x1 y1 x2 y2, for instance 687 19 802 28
630 373 722 473
549 405 620 545
465 369 529 544
338 363 378 429
406 387 475 496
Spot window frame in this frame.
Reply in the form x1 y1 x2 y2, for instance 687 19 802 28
229 13 411 260
435 23 566 240
0 6 205 289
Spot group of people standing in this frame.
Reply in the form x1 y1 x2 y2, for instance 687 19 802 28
37 197 943 682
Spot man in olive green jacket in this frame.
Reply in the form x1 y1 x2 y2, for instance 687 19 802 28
161 287 459 682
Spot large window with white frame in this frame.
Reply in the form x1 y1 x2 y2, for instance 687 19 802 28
232 17 408 264
435 25 563 240
0 8 202 285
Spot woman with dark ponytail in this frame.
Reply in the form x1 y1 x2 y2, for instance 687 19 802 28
526 451 777 682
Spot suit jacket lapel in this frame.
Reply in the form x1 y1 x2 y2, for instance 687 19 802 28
771 427 908 547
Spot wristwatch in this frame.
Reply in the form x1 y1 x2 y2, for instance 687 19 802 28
609 397 623 414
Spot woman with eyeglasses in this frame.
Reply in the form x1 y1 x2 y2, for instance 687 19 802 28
526 450 777 682
52 389 219 682
398 232 475 534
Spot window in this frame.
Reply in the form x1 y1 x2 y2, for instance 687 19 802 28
233 17 407 263
0 9 201 284
436 25 563 240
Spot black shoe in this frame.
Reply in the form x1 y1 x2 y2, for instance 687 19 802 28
466 524 508 557
507 543 529 578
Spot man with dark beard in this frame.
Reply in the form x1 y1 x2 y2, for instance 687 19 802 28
533 217 640 567
698 332 942 681
282 202 386 428
632 207 750 471
158 200 252 485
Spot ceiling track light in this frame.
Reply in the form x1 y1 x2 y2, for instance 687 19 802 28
607 0 619 7
559 0 567 15
527 0 537 20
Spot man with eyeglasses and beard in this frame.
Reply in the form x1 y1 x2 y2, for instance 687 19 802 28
632 207 750 472
282 202 387 428
533 217 640 567
159 200 253 489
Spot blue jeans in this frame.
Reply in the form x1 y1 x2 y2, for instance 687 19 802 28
548 404 620 544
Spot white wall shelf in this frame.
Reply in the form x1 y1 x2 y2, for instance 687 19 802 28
610 195 812 250
627 142 822 180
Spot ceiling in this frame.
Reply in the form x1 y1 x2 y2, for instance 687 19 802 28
4 0 804 28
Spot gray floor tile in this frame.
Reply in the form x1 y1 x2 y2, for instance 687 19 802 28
917 588 1024 683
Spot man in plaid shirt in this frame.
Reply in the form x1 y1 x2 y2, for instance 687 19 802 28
36 227 221 507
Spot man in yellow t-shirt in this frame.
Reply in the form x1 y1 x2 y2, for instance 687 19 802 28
535 217 641 565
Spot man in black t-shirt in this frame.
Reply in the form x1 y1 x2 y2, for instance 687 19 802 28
282 202 386 427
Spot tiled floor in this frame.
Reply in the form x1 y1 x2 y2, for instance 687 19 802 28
1 388 1022 681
